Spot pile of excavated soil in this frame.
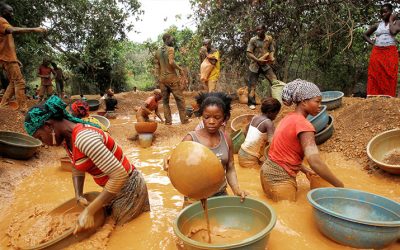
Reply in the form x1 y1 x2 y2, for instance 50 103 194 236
320 97 400 166
0 107 25 133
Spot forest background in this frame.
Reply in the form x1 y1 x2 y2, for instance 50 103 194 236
3 0 400 97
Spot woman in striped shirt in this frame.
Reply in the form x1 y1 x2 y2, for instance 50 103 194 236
24 96 150 233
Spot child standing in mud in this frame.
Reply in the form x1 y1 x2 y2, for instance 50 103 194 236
260 79 344 202
238 97 281 168
135 89 164 123
181 92 247 207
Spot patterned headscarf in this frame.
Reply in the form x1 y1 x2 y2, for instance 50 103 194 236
24 95 100 136
281 79 321 106
71 100 89 118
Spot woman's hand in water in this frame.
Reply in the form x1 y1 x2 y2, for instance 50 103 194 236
235 189 248 202
300 165 316 181
163 155 170 172
74 207 95 234
76 196 89 207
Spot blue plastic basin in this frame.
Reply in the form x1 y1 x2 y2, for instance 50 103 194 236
307 188 400 249
307 105 328 133
321 91 344 110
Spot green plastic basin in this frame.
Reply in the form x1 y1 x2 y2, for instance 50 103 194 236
0 131 42 160
174 196 276 250
231 130 245 154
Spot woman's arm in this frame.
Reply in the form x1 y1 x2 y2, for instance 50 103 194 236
71 167 88 206
363 24 378 45
389 14 400 35
225 135 247 201
73 130 130 233
299 131 344 187
154 107 164 122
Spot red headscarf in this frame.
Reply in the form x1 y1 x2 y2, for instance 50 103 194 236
71 100 89 118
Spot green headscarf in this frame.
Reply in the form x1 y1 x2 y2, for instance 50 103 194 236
24 95 101 136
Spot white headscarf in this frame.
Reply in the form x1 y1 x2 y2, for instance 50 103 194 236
281 79 321 106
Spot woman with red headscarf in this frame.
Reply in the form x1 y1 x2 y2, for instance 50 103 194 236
71 100 109 132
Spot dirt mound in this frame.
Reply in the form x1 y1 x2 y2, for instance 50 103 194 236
0 107 26 133
320 97 400 166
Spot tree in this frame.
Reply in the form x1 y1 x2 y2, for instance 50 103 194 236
189 0 399 94
7 0 143 93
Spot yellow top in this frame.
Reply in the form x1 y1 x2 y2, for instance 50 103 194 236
83 117 108 132
208 50 220 81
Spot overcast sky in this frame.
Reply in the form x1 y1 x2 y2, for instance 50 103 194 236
128 0 196 43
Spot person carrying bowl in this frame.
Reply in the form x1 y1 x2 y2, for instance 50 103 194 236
260 79 344 202
71 100 109 132
181 92 247 207
24 96 150 232
135 89 164 123
238 97 281 169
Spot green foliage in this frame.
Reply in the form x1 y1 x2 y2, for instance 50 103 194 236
189 0 400 94
6 0 143 93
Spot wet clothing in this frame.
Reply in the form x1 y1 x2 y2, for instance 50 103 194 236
68 124 134 193
246 35 277 106
67 124 149 224
155 45 187 124
268 112 315 177
107 168 150 224
0 62 26 109
0 17 18 63
136 95 160 122
367 45 398 97
260 157 297 201
38 65 53 86
247 35 274 73
0 18 26 109
238 148 262 168
241 117 272 158
53 68 64 96
188 130 229 194
38 85 53 99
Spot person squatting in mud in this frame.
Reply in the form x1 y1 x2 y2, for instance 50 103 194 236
238 97 281 169
135 89 164 123
260 79 344 202
181 92 248 207
24 96 150 232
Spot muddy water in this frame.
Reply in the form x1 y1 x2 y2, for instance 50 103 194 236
1 146 400 249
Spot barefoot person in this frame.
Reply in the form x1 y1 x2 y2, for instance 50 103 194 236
260 79 344 202
246 24 277 110
155 33 188 125
135 89 164 123
0 2 46 111
181 92 247 207
24 96 150 231
238 97 281 169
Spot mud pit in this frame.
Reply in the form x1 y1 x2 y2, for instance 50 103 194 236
0 92 400 249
